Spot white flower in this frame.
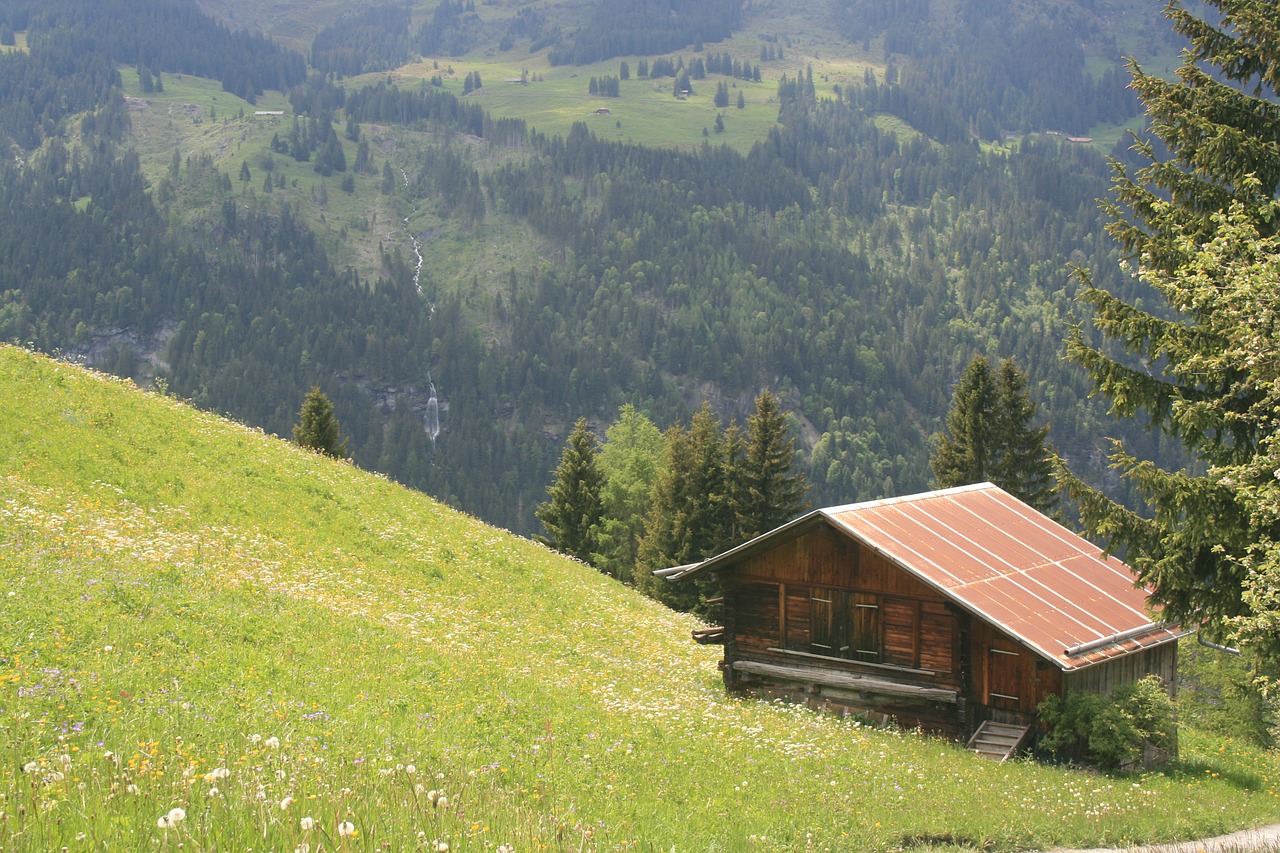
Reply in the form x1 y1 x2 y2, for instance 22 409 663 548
437 795 449 809
127 784 140 795
405 764 416 775
157 807 186 828
434 841 450 852
264 736 280 749
337 820 356 837
300 816 316 832
22 761 38 774
204 767 230 781
280 796 294 810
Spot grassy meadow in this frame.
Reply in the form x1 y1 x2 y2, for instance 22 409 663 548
2 345 1280 851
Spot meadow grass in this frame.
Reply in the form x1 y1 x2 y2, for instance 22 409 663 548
2 345 1279 851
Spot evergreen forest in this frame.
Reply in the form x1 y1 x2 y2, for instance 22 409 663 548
0 0 1186 538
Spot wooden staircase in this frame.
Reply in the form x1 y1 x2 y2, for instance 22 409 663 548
967 721 1031 761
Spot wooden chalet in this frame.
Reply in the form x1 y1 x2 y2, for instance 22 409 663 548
659 483 1183 748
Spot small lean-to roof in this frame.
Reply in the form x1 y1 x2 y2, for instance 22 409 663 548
668 483 1183 671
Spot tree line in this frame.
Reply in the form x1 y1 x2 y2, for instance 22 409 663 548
537 392 808 614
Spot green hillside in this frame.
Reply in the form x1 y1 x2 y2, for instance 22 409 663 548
2 343 1279 850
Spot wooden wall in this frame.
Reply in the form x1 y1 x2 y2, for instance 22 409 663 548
723 521 964 700
967 620 1062 718
1063 644 1178 698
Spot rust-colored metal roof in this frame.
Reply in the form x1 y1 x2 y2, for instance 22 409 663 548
670 483 1182 671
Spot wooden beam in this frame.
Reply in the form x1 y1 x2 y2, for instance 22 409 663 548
732 660 958 702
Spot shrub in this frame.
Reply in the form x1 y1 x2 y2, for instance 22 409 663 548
1038 676 1176 770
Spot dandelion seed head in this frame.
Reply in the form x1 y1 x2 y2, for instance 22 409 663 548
300 816 316 831
337 820 356 837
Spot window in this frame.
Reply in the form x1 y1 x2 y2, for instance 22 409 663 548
792 587 883 663
779 586 953 672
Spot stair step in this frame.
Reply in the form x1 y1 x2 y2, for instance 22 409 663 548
966 721 1032 762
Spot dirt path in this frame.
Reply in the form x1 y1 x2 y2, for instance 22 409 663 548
1043 824 1280 853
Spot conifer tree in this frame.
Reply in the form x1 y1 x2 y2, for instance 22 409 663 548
739 390 809 540
988 358 1055 513
636 404 730 612
535 417 603 564
594 405 665 583
1058 0 1280 646
933 355 1054 513
293 385 348 458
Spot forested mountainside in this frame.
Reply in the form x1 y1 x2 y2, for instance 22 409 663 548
0 0 1181 535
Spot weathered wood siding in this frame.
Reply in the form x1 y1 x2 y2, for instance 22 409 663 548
968 620 1062 720
718 521 968 735
1063 644 1177 699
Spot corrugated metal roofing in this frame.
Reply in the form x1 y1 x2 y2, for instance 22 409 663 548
671 483 1182 671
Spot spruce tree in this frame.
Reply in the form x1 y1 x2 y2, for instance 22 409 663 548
932 355 999 489
293 386 348 458
932 355 1054 513
739 390 809 540
989 358 1055 513
1058 0 1280 644
535 417 603 564
636 404 730 612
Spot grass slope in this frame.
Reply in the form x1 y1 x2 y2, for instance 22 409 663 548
2 344 1278 851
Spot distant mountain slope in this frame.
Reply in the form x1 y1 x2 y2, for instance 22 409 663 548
0 0 1185 538
4 343 1280 849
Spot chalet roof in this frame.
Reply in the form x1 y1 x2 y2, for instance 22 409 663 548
665 483 1184 671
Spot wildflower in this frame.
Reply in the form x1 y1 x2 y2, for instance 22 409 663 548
437 795 449 809
157 807 186 828
265 736 281 749
280 796 295 810
204 767 230 781
434 841 450 852
22 762 38 774
405 764 416 775
338 820 357 837
127 784 140 795
301 816 316 831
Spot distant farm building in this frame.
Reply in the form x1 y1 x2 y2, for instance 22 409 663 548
659 483 1182 755
593 107 611 115
254 110 285 117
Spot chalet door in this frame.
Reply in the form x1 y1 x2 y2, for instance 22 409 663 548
986 639 1028 712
